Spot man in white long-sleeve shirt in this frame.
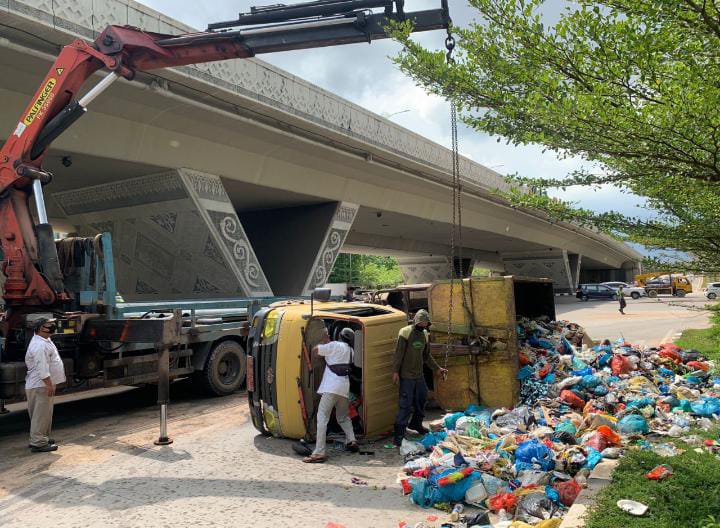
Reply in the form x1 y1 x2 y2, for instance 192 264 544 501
25 318 65 452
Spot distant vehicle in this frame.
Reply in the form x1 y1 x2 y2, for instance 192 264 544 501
576 283 618 301
704 282 720 300
635 273 693 297
601 281 646 300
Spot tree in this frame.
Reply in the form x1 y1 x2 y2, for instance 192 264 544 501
393 1 720 270
328 254 404 288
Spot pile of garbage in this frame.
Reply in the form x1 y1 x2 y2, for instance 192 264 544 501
397 318 720 527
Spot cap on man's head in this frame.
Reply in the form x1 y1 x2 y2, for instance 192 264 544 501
31 317 56 332
414 309 431 325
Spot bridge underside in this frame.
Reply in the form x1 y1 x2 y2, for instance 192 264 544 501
31 151 637 300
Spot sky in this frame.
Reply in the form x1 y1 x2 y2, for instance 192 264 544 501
139 0 648 218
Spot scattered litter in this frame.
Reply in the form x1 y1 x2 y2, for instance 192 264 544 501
645 464 673 480
389 318 718 526
351 477 368 486
617 499 649 516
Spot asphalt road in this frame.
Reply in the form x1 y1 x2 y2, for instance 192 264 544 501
555 292 715 346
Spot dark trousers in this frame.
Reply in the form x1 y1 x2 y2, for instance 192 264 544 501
394 377 428 443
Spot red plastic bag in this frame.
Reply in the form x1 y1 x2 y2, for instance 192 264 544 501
659 349 681 364
687 361 709 372
611 355 633 375
646 464 673 481
583 432 608 452
488 492 518 513
538 363 552 378
596 425 621 446
560 390 586 410
659 343 681 352
555 479 582 506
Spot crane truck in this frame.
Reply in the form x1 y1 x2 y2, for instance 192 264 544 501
0 1 451 407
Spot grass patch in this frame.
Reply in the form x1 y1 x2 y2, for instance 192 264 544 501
585 442 720 528
675 305 720 361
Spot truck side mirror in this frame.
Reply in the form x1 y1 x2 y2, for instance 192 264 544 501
312 288 332 302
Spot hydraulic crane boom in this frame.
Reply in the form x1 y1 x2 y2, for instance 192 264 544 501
0 1 450 322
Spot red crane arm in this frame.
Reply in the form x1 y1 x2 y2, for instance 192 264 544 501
0 1 450 311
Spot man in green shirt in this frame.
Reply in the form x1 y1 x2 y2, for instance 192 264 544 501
392 309 447 446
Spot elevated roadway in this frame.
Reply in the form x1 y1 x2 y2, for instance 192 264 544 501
0 0 642 297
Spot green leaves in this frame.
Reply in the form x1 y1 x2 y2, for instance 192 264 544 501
394 0 720 270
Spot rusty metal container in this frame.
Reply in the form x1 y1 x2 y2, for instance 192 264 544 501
428 276 555 410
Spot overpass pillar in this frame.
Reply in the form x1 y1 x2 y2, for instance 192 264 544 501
502 252 576 294
567 252 582 290
53 169 273 300
397 256 474 284
240 202 359 296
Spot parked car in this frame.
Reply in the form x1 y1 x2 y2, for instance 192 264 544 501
601 281 646 300
704 282 720 300
576 283 618 301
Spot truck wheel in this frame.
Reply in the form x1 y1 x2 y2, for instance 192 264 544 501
648 290 658 298
200 340 246 396
631 292 640 300
709 293 717 300
675 289 687 298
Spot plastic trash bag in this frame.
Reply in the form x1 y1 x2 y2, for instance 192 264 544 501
560 389 586 410
555 420 577 435
617 414 649 435
515 493 557 523
557 376 582 390
489 492 518 513
581 374 602 389
583 447 603 470
477 474 506 496
515 439 555 471
611 355 633 375
444 412 465 430
596 425 621 446
419 432 447 449
555 479 582 506
583 432 608 452
400 439 426 457
464 480 488 505
690 397 720 417
645 464 673 480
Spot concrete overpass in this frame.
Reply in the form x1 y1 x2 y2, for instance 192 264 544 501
0 0 642 299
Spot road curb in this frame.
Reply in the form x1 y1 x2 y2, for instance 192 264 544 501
559 459 619 528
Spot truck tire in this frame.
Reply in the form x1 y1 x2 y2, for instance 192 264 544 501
648 290 658 298
631 292 640 300
675 289 687 298
709 292 717 300
199 340 246 396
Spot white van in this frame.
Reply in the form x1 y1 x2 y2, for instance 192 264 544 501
705 282 720 300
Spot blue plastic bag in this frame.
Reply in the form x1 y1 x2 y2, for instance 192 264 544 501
555 420 577 435
571 357 589 370
626 397 655 410
690 397 720 417
517 365 534 381
658 367 675 378
617 414 649 435
593 385 609 396
515 439 555 471
583 447 603 470
581 375 602 389
545 485 561 503
598 352 613 368
444 412 465 430
572 367 593 377
419 431 447 449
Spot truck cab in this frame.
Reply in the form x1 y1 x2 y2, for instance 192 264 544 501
247 300 406 440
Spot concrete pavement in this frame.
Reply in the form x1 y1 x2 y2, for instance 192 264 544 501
555 293 714 346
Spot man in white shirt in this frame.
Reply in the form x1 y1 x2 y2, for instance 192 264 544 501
25 318 65 452
303 327 358 463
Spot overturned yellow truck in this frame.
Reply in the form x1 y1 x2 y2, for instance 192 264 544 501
247 277 556 441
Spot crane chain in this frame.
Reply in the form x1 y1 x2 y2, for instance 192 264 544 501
444 28 461 370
